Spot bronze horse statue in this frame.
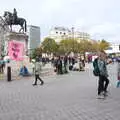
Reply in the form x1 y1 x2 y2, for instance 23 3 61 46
3 11 27 33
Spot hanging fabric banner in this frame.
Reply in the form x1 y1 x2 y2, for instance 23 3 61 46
8 40 24 61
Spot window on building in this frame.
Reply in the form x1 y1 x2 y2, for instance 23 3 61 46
56 32 58 34
60 32 62 34
107 47 113 50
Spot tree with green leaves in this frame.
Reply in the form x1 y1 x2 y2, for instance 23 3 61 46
31 38 110 57
41 37 58 54
78 39 94 53
78 39 110 53
31 47 42 59
98 39 110 51
58 39 79 54
90 41 99 52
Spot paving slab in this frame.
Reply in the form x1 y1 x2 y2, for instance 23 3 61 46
0 63 120 120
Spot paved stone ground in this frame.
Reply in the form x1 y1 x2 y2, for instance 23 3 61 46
0 63 120 120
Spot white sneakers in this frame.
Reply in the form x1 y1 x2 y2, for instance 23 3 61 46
97 94 105 99
97 91 109 99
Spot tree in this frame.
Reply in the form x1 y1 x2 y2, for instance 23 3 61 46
78 40 94 53
31 47 42 59
41 37 58 54
98 39 110 51
58 39 79 54
90 41 100 52
78 39 110 53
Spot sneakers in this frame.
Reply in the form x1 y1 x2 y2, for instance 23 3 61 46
32 84 37 86
97 94 105 99
103 91 108 97
41 81 44 85
33 81 44 86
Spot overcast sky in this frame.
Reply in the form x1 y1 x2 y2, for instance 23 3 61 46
0 0 120 43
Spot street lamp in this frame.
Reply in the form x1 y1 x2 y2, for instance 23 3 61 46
71 27 74 53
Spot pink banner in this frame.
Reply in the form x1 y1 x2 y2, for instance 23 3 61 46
8 40 24 61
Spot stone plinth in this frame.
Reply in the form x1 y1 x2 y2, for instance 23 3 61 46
4 32 30 77
6 32 28 55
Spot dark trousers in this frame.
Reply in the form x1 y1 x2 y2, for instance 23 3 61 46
98 75 109 95
34 74 43 85
0 65 4 73
57 65 63 74
64 64 68 73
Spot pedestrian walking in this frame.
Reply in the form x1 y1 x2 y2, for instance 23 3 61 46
117 58 120 88
97 51 110 98
33 57 44 86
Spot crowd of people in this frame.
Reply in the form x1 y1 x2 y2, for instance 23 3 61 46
0 53 120 96
51 55 85 75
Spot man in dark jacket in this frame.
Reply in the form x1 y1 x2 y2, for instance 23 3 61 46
64 56 68 73
97 51 109 99
57 56 63 74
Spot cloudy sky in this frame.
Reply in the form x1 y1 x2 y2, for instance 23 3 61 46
0 0 120 43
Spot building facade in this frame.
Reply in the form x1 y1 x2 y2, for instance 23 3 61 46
27 25 41 54
105 43 120 54
48 27 71 43
74 31 90 42
48 26 91 43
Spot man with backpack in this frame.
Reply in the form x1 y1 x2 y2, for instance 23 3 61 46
93 51 110 99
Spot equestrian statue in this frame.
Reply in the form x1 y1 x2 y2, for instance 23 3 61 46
3 8 27 33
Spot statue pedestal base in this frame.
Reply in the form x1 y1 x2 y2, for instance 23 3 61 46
4 32 32 79
6 32 28 55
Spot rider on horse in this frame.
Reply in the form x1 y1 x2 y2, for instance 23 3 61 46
3 9 27 32
13 8 17 24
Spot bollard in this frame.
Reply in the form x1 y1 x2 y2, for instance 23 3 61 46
7 66 11 81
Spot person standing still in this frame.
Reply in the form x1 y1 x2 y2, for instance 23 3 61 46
33 57 44 86
97 51 110 98
57 56 63 74
64 56 68 73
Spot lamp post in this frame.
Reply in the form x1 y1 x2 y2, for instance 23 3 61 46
71 27 74 53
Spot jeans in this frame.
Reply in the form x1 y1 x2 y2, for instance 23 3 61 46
98 75 109 95
34 74 43 85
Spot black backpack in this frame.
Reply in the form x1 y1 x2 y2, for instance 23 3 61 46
93 58 100 76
